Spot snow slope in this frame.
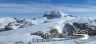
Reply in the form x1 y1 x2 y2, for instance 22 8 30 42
0 9 96 44
0 17 16 28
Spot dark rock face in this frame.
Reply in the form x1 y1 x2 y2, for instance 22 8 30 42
62 22 96 37
19 21 33 28
49 29 62 38
0 25 13 32
5 25 13 30
88 30 96 36
16 19 26 23
73 23 96 36
62 23 76 37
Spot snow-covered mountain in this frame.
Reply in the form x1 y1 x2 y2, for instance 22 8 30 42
0 9 96 44
43 9 68 19
0 9 96 35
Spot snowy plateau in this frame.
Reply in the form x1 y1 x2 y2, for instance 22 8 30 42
0 9 96 44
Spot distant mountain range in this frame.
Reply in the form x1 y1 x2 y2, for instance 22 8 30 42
0 9 96 44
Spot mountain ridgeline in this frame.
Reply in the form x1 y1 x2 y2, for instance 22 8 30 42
0 9 96 39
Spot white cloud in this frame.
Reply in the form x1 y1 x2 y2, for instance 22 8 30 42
0 3 51 13
53 4 96 13
0 3 96 14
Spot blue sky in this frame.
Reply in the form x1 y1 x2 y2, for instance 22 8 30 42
0 0 96 18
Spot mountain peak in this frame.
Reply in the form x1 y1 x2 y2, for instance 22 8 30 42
43 9 68 19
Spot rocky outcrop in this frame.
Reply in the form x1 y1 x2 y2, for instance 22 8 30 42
31 28 62 39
